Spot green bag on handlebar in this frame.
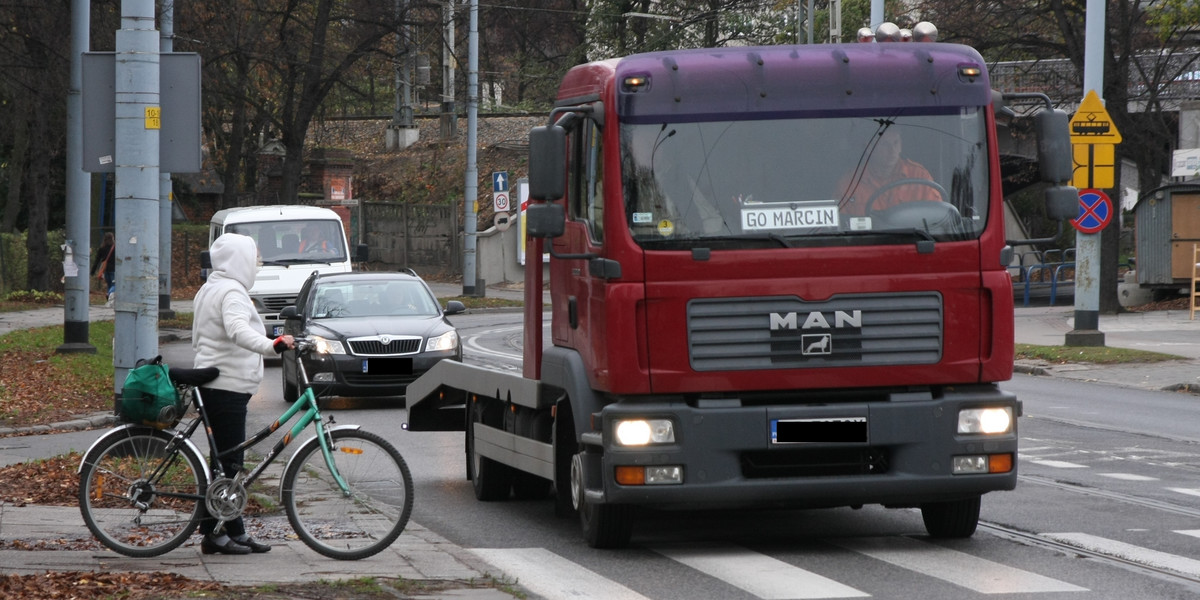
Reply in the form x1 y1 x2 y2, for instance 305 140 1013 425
119 356 183 428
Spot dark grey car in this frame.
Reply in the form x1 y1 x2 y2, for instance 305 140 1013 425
279 270 465 403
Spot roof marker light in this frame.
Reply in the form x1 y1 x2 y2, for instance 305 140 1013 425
622 75 651 93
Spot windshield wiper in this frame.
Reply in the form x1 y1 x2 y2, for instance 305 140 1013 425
264 258 336 266
840 227 936 253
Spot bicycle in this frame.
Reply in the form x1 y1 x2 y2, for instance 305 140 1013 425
77 338 413 560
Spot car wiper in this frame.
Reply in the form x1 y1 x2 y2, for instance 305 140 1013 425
265 258 335 266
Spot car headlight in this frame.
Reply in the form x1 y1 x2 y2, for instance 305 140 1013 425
426 330 459 352
311 335 345 355
958 407 1013 435
614 419 675 446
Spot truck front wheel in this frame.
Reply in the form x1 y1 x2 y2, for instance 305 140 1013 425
571 452 634 549
921 496 981 538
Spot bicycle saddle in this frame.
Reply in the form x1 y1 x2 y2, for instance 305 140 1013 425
168 366 220 387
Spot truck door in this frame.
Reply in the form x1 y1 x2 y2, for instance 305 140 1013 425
550 115 607 376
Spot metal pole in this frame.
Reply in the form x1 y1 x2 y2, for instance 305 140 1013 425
871 0 883 28
113 0 161 398
58 0 95 354
158 0 175 320
440 1 456 140
1067 0 1106 346
462 0 479 296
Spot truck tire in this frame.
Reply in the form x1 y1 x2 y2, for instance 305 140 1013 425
571 452 634 548
921 496 981 538
468 399 512 501
553 402 577 518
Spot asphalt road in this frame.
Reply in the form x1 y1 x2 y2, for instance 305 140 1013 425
143 311 1200 600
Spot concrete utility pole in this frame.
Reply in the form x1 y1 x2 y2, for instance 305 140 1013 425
1067 0 1107 346
58 0 95 354
388 0 418 151
159 0 175 320
113 0 161 397
463 0 479 296
440 1 457 140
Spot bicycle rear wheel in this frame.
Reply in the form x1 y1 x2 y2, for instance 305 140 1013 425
282 428 413 560
78 426 207 557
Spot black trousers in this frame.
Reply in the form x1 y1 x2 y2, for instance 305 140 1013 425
198 387 251 537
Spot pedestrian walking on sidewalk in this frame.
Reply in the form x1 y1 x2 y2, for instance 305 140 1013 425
191 233 294 555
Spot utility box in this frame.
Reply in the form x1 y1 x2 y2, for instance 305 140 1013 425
1134 184 1200 288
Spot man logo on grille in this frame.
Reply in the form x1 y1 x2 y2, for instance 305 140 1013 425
803 334 832 355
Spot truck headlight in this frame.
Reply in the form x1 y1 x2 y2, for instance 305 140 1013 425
614 419 675 446
311 336 345 355
958 407 1013 435
426 330 459 352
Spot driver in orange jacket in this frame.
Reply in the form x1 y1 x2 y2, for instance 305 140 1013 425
838 128 940 217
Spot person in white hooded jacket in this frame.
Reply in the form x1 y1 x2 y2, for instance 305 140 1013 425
192 233 294 555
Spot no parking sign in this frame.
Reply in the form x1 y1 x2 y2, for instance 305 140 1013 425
1071 189 1112 234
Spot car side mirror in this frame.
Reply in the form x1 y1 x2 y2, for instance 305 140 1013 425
280 305 300 320
444 300 466 315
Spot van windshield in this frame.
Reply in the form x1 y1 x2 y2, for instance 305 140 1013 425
227 219 347 263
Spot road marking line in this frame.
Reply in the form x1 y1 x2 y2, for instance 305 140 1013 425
1045 532 1200 578
1097 473 1158 481
1029 459 1089 469
470 548 651 600
836 536 1087 594
649 542 868 599
1167 487 1200 498
1175 530 1200 539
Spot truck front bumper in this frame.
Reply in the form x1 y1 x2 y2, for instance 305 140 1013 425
586 385 1019 509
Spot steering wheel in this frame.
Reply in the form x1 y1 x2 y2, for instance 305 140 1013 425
863 178 949 215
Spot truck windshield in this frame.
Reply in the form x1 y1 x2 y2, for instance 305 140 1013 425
227 219 347 263
621 109 989 249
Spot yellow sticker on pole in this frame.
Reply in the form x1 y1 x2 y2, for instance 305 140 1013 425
144 107 161 130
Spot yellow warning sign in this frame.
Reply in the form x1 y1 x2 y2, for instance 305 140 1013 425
1069 90 1121 144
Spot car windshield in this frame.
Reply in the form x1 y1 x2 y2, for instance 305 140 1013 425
311 280 440 319
227 219 346 262
621 109 989 249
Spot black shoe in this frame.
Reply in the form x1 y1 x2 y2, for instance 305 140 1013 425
201 535 252 555
231 535 272 553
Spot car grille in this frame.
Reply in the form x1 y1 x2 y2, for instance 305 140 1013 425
687 293 942 371
348 336 422 356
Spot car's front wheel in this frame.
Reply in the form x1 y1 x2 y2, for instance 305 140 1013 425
282 358 298 404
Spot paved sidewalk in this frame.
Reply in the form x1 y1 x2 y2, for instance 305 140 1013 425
0 286 532 599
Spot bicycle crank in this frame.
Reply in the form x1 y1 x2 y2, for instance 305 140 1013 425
205 477 248 521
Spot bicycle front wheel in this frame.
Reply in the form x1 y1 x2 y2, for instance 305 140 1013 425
282 428 413 560
78 426 207 557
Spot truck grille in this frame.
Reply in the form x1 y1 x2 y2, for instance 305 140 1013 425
741 447 890 478
687 293 942 371
348 336 421 356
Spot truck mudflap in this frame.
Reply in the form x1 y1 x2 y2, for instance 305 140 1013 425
590 385 1021 509
404 360 544 432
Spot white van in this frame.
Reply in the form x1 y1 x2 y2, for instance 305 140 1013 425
204 205 367 337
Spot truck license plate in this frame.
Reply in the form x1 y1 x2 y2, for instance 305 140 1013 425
772 417 867 444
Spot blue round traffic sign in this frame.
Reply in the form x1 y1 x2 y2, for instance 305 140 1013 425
1071 188 1112 234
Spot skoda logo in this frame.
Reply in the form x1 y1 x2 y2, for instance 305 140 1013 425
379 336 392 345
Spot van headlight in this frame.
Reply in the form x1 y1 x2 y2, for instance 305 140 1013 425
958 407 1013 435
426 330 459 352
614 419 675 446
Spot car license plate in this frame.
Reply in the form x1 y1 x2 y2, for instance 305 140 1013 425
771 417 867 444
272 325 284 337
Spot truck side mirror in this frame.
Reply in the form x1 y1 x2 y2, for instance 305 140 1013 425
528 125 566 200
1044 185 1079 221
526 203 565 238
1036 109 1072 184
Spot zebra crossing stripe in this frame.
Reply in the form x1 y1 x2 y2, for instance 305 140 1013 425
1028 459 1088 468
1045 532 1200 578
469 547 651 600
1098 473 1158 481
649 542 868 599
1166 487 1200 498
835 536 1087 594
